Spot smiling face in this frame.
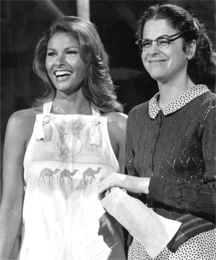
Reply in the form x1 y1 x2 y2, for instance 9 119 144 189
141 19 189 84
45 32 87 96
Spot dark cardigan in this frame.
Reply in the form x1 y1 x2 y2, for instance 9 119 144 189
126 86 216 251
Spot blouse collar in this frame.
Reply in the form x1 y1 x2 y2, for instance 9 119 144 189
149 85 209 119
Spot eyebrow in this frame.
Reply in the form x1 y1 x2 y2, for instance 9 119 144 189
142 34 171 40
66 46 80 49
47 46 80 51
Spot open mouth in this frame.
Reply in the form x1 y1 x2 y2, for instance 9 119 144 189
54 70 72 80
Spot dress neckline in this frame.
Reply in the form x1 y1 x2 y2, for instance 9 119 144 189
42 101 100 117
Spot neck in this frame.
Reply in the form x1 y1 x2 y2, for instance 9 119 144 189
157 77 195 109
52 88 92 115
52 97 91 115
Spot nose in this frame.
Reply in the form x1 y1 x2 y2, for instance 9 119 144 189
148 41 160 55
55 53 66 66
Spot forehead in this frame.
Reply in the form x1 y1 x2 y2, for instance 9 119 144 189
47 32 79 47
142 19 177 39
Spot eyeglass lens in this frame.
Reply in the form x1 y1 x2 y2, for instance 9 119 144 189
136 31 189 50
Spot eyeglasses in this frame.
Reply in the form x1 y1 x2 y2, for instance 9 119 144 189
135 31 190 51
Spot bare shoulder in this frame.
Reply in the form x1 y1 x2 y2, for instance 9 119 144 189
5 106 42 145
105 112 127 148
7 106 41 130
106 112 128 131
104 112 127 172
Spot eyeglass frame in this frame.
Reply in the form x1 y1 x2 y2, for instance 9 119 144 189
135 30 191 51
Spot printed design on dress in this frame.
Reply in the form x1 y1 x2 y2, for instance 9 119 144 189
60 169 79 184
42 115 53 142
38 167 102 186
38 168 61 184
53 118 85 161
35 115 52 141
38 168 79 185
42 115 51 126
80 167 101 185
90 119 101 146
36 116 102 162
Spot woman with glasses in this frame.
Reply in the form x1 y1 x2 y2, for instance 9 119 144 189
99 3 216 260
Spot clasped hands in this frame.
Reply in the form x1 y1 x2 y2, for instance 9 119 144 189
98 172 150 196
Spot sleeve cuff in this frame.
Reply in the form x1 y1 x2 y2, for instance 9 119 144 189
148 177 166 203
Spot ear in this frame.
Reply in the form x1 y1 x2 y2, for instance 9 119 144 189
186 40 196 60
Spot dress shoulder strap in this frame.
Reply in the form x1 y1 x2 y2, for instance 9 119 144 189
43 101 52 114
91 107 100 117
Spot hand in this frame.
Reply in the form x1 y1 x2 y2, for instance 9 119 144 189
98 172 150 195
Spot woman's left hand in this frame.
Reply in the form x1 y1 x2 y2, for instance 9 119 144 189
98 172 150 195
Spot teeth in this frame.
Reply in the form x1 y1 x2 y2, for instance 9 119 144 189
55 71 71 77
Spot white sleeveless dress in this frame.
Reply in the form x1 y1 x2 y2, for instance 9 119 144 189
18 101 126 260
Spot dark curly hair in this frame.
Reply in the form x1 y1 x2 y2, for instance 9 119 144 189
136 4 216 90
33 16 123 113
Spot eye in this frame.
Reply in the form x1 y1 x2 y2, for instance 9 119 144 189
157 38 170 47
141 40 152 49
47 51 56 57
67 50 79 55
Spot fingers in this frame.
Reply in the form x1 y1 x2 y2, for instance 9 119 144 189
98 182 114 201
98 173 126 194
98 179 114 194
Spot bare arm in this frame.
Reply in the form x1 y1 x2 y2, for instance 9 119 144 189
107 112 127 174
115 113 127 174
98 173 150 194
99 113 149 194
0 110 33 259
99 112 150 194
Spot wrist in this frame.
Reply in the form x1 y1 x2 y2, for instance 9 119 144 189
139 177 150 194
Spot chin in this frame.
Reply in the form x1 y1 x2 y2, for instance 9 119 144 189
150 74 164 81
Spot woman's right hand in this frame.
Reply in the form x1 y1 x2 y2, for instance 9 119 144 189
98 172 150 195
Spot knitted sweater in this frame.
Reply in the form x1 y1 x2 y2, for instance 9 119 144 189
126 85 216 251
